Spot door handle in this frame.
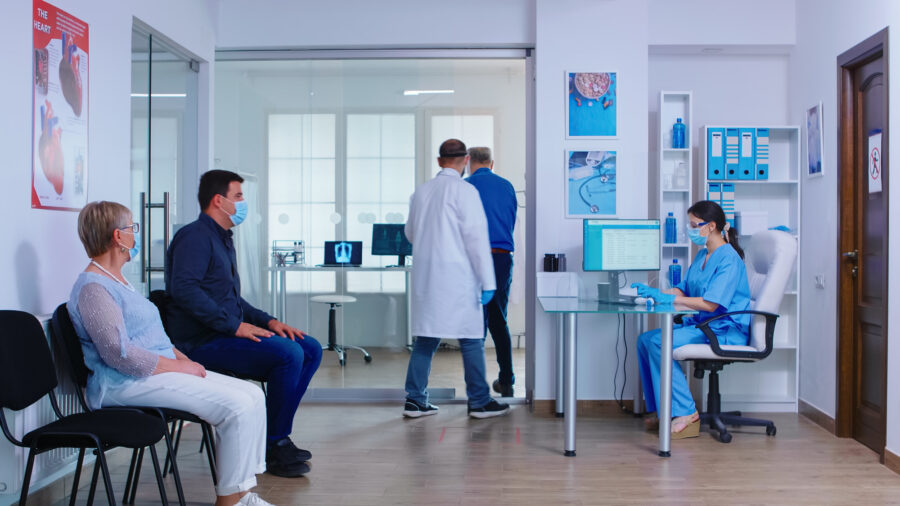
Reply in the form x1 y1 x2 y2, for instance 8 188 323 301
842 250 858 260
140 192 147 283
162 192 170 252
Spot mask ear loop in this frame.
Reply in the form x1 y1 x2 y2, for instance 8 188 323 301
722 222 731 242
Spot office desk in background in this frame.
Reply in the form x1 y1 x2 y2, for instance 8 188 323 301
269 265 413 347
538 297 697 458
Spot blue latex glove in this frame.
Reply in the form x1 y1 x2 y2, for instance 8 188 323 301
480 290 496 305
630 283 675 304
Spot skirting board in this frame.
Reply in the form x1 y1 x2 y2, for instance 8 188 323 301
533 399 634 416
799 399 835 434
885 448 900 476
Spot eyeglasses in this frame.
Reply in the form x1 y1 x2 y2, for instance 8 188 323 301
119 223 140 234
688 221 709 229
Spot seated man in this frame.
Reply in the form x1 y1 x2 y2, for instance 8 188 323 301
165 169 322 478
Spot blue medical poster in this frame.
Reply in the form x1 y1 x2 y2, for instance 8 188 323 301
567 72 617 138
566 150 617 217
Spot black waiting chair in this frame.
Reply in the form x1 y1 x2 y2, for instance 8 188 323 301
0 310 171 506
49 304 197 505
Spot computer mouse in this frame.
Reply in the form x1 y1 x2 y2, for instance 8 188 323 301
634 296 652 305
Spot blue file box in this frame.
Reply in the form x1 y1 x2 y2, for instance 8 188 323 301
707 128 726 180
755 128 770 180
738 128 756 179
721 183 736 228
725 128 741 179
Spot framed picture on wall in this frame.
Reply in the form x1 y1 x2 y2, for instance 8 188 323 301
807 102 824 177
566 71 617 138
565 150 617 218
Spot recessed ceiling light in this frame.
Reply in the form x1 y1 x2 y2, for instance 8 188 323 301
403 89 455 96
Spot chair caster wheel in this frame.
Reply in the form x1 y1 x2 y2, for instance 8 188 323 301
719 432 732 443
339 359 346 366
364 355 373 363
766 424 776 436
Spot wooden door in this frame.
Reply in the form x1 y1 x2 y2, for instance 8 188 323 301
837 29 889 458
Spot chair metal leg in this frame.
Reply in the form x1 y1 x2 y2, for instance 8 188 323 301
87 452 101 506
148 445 169 506
122 449 139 504
161 423 186 506
341 344 373 363
70 448 86 506
201 423 218 486
163 420 181 477
126 447 145 504
95 448 117 506
19 449 36 506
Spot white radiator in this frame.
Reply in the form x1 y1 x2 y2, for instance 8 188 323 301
0 317 83 500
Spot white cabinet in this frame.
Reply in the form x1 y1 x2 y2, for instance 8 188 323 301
657 92 693 288
701 125 801 412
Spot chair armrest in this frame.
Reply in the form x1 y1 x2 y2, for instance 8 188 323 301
695 310 779 360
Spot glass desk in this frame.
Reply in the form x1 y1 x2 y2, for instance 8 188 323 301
538 297 697 458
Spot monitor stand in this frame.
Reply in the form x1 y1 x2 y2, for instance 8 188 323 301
388 255 407 268
604 271 634 303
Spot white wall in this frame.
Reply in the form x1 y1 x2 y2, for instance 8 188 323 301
790 0 900 458
532 0 650 400
216 0 535 50
0 0 216 317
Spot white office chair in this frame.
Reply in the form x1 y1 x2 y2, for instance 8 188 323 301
673 229 797 443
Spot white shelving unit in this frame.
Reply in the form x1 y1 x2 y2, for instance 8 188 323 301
657 92 693 288
701 125 801 412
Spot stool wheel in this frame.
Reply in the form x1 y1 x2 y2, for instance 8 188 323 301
364 355 373 363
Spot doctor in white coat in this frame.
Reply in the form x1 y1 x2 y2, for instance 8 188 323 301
402 139 511 419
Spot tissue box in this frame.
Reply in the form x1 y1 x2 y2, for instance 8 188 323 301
536 272 579 297
735 211 768 236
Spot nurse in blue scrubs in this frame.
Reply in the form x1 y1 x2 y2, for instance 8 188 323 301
631 200 751 439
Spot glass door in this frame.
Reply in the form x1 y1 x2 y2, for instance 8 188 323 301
129 28 198 293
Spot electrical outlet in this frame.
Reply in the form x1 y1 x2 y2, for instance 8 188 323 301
815 274 826 289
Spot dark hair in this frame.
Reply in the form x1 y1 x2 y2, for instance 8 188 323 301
198 170 244 211
438 138 467 158
687 200 744 259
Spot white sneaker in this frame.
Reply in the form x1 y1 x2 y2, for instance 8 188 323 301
238 492 275 506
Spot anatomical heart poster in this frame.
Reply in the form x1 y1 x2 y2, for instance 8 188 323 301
32 0 88 211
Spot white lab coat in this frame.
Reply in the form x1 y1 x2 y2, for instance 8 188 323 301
405 168 496 339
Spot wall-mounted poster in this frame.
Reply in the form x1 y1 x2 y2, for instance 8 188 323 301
566 150 616 217
806 102 823 177
32 0 88 211
567 72 617 138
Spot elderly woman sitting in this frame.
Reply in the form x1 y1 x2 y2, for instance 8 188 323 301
67 201 272 506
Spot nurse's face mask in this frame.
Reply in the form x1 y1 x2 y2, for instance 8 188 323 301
687 219 711 246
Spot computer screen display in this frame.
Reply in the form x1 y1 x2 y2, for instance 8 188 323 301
371 224 412 256
324 241 363 266
583 219 660 271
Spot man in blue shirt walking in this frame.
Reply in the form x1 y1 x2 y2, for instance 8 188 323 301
165 170 322 478
465 147 518 397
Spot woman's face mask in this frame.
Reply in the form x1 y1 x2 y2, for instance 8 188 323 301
117 224 140 261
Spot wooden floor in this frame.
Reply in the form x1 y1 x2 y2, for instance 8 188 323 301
48 405 900 505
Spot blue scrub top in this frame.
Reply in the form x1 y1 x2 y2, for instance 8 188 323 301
676 243 751 342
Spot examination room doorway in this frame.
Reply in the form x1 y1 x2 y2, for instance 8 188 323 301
836 29 889 458
214 50 534 404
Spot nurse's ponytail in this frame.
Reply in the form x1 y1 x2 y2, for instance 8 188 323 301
687 200 745 259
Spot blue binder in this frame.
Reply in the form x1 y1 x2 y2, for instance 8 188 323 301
724 128 740 179
755 128 770 180
707 183 722 203
707 128 726 180
721 183 736 228
738 128 756 179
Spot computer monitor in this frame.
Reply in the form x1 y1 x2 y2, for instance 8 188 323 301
583 219 660 301
371 224 412 266
323 241 363 266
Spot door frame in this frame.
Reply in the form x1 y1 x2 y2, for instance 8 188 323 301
835 28 890 459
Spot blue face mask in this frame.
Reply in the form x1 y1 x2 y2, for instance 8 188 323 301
225 198 249 226
118 231 140 261
687 226 708 246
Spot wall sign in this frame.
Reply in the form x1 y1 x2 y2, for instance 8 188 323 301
868 129 882 194
32 0 89 211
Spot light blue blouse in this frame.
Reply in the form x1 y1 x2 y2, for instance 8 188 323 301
676 244 751 345
67 272 176 409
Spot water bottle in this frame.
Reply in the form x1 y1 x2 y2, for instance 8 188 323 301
673 118 686 149
664 212 677 244
669 259 682 288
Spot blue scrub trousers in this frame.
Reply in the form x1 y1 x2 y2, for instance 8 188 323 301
405 336 492 409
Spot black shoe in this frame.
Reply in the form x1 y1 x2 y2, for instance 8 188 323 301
270 437 312 462
468 399 511 419
492 379 514 397
266 460 310 478
403 398 439 418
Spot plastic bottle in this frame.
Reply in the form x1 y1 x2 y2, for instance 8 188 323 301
669 258 682 288
672 118 686 149
664 212 677 244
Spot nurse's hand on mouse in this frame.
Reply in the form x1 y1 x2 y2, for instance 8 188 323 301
630 283 675 304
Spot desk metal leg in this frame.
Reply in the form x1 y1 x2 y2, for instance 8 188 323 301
564 312 577 457
270 269 277 317
406 271 413 348
658 313 674 457
555 314 565 417
279 270 287 322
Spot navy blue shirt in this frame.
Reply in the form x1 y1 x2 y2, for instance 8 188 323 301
164 213 274 352
466 167 517 251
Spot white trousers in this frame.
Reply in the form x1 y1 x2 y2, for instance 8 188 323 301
102 371 267 496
